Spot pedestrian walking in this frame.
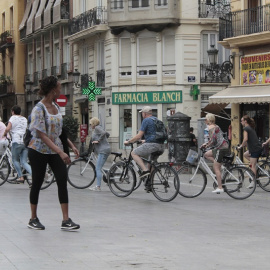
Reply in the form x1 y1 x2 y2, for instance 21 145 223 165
27 76 80 231
2 105 31 183
89 117 111 191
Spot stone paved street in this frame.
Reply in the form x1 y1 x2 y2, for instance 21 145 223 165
0 178 270 270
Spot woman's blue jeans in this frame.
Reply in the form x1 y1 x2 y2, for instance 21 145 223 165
95 153 109 187
11 143 32 177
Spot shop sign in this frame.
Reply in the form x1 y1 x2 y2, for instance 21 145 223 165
112 91 182 105
241 53 270 85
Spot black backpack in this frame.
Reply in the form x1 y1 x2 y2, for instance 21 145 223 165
150 117 168 143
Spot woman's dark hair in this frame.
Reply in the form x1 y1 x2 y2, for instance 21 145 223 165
242 115 256 129
39 76 58 96
11 105 21 115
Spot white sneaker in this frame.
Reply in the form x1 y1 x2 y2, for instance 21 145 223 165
212 188 224 194
247 182 255 189
89 186 101 191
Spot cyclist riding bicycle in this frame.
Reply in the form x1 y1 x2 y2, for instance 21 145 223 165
201 113 230 194
124 106 164 181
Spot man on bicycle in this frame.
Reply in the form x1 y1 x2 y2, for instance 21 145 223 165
124 106 164 179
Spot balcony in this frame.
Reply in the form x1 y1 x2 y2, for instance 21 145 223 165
96 69 105 87
219 4 270 46
0 30 14 50
61 63 69 80
200 64 231 83
108 0 179 34
33 72 41 86
198 0 230 19
51 66 59 77
69 7 107 36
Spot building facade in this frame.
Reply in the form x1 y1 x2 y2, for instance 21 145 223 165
19 0 73 118
70 0 232 158
210 0 270 147
0 0 26 122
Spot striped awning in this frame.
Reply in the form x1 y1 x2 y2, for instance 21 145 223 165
209 85 270 104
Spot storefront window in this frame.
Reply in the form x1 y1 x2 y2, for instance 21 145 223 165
120 106 132 149
241 103 269 141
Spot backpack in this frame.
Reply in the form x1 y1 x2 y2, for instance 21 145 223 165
150 117 168 143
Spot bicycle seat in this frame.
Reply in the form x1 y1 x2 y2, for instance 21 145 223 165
222 152 235 164
111 152 122 158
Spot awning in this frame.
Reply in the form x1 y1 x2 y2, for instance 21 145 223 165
202 103 228 114
74 95 88 104
209 85 270 104
19 0 32 30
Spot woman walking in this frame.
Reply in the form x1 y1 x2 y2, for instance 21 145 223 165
27 76 80 230
89 117 111 191
238 115 262 188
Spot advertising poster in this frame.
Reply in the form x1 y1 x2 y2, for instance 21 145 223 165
241 53 270 85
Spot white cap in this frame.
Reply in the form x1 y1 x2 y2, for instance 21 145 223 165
139 106 152 113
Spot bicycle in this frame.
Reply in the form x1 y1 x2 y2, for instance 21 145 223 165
0 138 54 189
177 148 256 200
107 142 180 202
233 146 270 192
67 145 123 189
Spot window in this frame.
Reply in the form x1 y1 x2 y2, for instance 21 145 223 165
36 50 41 72
63 26 70 65
112 0 124 9
82 47 88 74
80 0 86 13
163 35 175 75
2 13 5 32
131 0 149 8
119 106 132 149
156 0 168 7
97 41 104 70
138 37 156 76
10 7 13 33
120 38 131 76
201 32 230 64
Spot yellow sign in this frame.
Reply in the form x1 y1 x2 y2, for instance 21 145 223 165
241 53 270 85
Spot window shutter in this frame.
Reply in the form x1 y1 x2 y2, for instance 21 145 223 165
139 37 156 66
120 38 131 66
202 34 208 64
163 35 175 65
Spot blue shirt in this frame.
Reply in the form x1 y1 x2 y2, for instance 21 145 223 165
140 117 156 143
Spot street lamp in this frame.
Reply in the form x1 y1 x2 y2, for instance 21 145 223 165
207 45 218 66
73 69 81 88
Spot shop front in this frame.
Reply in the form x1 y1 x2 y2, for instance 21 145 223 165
112 90 182 150
209 52 270 146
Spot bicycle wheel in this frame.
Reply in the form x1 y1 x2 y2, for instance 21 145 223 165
26 164 55 190
257 161 270 192
0 156 10 186
151 164 180 202
177 164 207 198
67 158 96 189
223 166 256 200
6 167 18 183
107 162 136 197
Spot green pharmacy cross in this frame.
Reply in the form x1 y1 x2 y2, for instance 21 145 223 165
82 81 102 101
190 85 200 101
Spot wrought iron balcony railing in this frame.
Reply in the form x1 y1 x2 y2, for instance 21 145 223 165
219 4 270 41
51 66 59 77
61 63 69 80
96 69 105 87
69 7 107 35
33 72 40 86
200 63 232 83
0 84 7 95
198 0 230 18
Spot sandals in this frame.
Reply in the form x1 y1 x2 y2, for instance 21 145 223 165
16 178 25 184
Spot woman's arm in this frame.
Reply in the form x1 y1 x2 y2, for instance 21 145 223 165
67 138 79 158
3 122 12 137
239 131 248 149
37 130 71 164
